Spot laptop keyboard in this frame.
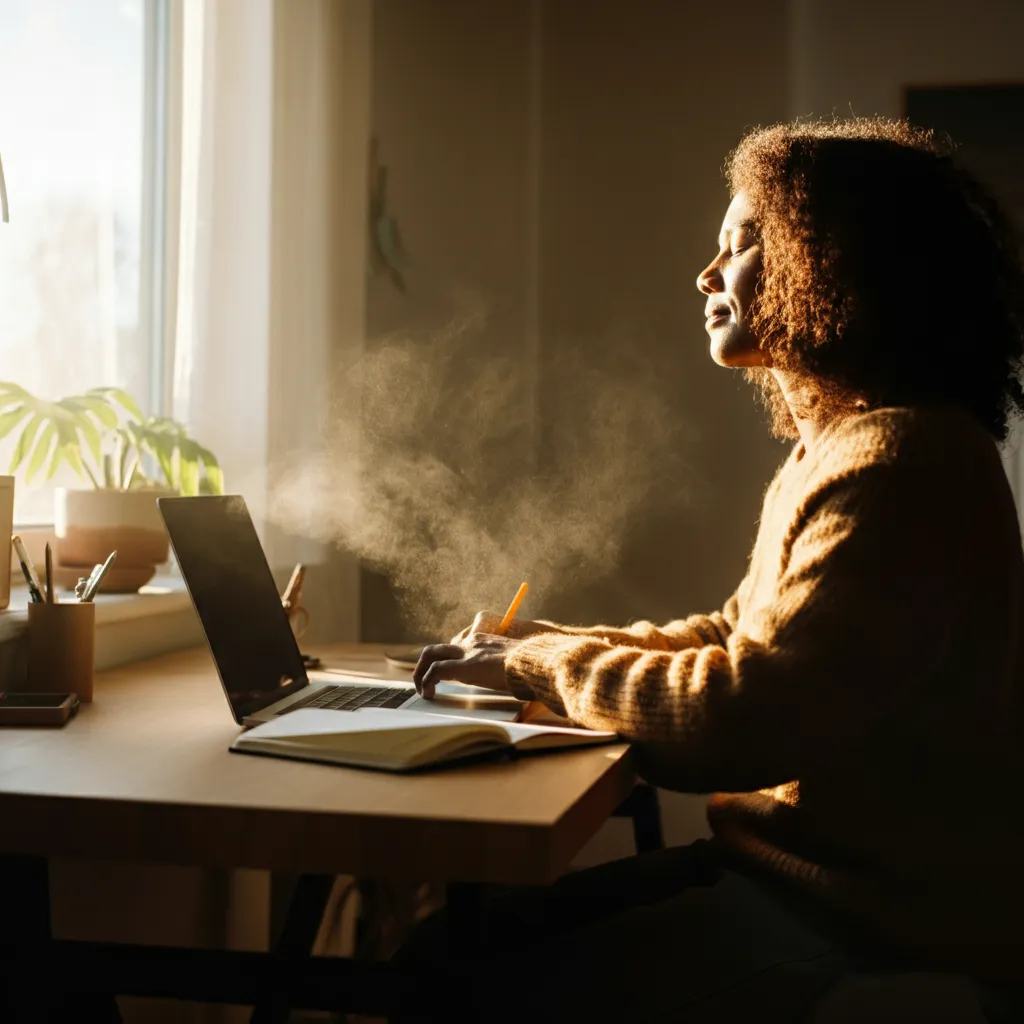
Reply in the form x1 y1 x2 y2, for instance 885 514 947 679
279 684 411 715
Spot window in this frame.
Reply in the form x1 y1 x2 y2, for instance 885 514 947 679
0 0 167 524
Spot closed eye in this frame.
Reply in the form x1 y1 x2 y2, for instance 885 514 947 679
731 240 760 258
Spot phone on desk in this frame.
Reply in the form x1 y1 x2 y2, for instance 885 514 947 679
0 692 79 727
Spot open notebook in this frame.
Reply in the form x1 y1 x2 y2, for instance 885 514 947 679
230 707 618 772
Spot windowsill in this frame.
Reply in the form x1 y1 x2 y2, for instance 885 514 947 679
6 575 190 619
2 576 203 673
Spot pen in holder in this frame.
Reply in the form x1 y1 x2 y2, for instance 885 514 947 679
282 563 310 642
26 600 95 702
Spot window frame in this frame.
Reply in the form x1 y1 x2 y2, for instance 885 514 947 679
141 0 172 421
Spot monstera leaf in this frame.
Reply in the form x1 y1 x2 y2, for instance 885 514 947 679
0 382 223 494
0 383 137 485
127 417 223 496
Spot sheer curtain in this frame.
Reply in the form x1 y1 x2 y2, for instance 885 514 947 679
172 0 273 505
166 0 371 641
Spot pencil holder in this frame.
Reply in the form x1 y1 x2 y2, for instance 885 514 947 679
26 601 95 702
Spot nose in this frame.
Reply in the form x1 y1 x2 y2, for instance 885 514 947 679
696 256 722 296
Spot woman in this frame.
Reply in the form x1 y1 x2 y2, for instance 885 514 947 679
404 118 1024 1022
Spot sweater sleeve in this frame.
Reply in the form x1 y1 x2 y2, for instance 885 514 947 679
529 590 740 651
504 456 964 793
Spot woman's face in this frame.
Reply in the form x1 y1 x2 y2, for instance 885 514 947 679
696 190 765 367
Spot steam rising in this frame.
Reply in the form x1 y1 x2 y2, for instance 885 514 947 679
269 306 692 639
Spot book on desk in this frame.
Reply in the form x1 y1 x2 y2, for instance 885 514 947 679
230 707 618 772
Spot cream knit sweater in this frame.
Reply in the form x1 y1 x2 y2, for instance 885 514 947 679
505 405 1024 983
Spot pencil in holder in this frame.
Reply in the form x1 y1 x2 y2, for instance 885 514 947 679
26 600 96 702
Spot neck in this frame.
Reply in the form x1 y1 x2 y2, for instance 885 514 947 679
770 369 864 451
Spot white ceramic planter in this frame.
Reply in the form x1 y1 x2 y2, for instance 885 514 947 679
54 487 174 580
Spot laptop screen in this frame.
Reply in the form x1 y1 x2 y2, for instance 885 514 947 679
159 495 309 723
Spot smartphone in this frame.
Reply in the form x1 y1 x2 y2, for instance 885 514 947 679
0 692 79 727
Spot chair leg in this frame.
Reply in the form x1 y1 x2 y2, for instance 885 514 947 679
630 783 664 854
613 783 665 854
250 873 336 1024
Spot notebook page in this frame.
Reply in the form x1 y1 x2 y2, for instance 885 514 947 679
240 707 502 742
349 707 617 749
234 708 509 768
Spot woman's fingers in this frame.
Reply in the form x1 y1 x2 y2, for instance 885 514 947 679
413 644 464 696
420 657 476 699
415 633 517 698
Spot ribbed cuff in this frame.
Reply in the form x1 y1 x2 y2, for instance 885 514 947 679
504 632 598 714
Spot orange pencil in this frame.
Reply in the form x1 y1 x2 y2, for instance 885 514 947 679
495 581 529 636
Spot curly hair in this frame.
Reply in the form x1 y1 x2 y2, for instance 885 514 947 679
725 117 1024 441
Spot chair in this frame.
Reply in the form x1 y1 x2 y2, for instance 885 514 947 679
606 792 1018 1023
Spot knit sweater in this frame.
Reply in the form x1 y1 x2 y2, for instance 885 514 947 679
505 405 1024 983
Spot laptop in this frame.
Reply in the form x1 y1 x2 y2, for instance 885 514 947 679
158 495 524 727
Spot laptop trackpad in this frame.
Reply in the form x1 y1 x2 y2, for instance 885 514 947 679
433 680 514 699
402 694 523 722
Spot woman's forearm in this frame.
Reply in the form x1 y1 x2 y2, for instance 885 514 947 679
530 589 740 652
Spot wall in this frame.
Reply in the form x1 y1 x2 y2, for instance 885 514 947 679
790 0 1024 118
535 0 788 633
363 0 541 638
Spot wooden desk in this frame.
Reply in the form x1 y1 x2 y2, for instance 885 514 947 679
0 644 635 1019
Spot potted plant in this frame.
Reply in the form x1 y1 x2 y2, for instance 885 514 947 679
0 382 223 591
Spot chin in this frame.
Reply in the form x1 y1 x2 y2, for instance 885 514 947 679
708 326 765 368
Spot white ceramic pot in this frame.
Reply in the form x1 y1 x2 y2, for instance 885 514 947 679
54 487 175 580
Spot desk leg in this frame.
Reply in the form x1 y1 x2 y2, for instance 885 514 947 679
445 883 488 957
0 854 50 1022
0 855 122 1024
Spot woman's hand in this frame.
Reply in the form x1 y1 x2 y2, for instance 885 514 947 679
413 633 519 699
450 610 556 644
